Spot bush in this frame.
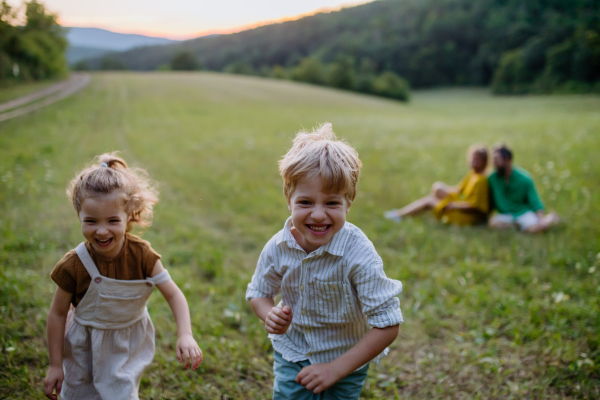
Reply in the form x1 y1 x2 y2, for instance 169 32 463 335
491 50 529 94
171 50 200 71
290 57 326 85
371 71 410 101
72 60 89 71
271 65 287 79
99 56 126 70
224 61 255 75
327 56 355 90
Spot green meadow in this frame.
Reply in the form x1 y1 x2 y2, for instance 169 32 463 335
1 72 599 399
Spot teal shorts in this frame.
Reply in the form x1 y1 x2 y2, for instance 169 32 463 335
272 351 370 400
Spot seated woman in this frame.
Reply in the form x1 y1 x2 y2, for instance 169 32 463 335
384 145 490 225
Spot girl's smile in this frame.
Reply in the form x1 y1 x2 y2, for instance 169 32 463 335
79 192 129 259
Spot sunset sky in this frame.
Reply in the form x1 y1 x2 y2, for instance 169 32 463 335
9 0 373 40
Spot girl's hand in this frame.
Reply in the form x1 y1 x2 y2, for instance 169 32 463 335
295 362 341 394
265 305 293 334
43 366 64 399
176 334 203 370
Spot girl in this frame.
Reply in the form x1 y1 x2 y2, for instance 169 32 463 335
43 153 202 400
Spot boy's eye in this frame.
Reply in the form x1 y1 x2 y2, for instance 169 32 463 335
110 219 120 223
299 200 311 205
327 201 340 206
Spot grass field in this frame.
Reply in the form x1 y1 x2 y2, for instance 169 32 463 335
1 72 599 399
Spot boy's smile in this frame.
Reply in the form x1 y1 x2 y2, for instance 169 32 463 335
287 174 350 254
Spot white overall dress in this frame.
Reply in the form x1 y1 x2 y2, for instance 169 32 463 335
61 242 171 400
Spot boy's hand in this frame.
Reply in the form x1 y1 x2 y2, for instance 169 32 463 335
296 362 341 394
43 366 64 399
265 305 292 334
176 334 203 370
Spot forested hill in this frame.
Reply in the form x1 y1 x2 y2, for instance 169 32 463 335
96 0 600 93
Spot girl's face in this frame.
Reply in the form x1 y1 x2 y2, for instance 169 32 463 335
79 191 129 259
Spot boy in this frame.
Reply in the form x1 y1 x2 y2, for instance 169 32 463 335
246 123 403 399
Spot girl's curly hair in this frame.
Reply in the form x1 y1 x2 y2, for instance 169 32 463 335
67 152 159 231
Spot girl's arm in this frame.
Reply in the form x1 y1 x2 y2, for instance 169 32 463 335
296 324 399 393
151 259 203 371
43 287 72 400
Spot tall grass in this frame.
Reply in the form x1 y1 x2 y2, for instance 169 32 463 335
0 72 598 399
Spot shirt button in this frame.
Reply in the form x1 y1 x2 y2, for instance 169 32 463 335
300 285 305 291
94 277 101 283
301 309 307 315
303 259 308 263
146 282 153 287
328 284 335 289
305 328 311 333
306 352 312 357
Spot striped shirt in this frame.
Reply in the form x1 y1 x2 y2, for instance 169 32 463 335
246 217 403 366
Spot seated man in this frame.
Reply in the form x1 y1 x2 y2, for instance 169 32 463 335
488 145 560 233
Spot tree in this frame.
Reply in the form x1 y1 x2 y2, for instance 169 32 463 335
99 55 126 70
291 57 326 85
171 50 200 71
327 55 355 90
0 0 67 82
372 72 410 102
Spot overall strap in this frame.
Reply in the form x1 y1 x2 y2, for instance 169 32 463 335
75 242 101 278
147 269 171 286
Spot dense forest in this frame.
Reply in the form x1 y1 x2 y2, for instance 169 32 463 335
88 0 600 95
0 0 67 83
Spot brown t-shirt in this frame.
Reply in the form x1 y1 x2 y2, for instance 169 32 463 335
51 233 161 307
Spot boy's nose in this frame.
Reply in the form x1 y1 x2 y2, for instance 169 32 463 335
311 206 326 221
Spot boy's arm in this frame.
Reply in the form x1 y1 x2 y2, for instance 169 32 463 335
152 260 203 371
43 286 72 400
296 325 399 393
249 297 293 334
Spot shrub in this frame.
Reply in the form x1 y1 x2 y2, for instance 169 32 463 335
271 65 287 79
290 57 326 85
327 56 355 90
99 56 126 71
371 71 410 101
224 61 255 75
171 50 200 71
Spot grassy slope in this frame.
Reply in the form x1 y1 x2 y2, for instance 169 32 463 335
0 72 599 399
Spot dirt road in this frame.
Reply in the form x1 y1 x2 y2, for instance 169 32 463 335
0 73 91 122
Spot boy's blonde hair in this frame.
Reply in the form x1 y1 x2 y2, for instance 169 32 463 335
279 123 362 203
67 152 159 231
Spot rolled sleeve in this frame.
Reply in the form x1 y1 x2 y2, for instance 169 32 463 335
245 243 282 301
527 180 544 212
350 260 403 328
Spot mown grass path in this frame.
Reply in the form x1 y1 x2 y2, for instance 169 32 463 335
0 72 599 399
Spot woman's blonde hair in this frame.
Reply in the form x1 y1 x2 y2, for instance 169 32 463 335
67 152 159 231
467 144 489 169
279 123 362 203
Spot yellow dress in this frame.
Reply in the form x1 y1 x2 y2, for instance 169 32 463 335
432 171 489 226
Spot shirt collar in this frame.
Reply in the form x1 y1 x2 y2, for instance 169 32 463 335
277 217 349 257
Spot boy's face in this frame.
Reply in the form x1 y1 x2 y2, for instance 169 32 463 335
287 174 350 254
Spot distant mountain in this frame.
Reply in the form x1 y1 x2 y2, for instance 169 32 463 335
65 27 179 64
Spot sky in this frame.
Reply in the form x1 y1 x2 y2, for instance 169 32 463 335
9 0 373 40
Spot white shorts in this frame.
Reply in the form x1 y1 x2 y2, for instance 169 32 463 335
490 211 539 231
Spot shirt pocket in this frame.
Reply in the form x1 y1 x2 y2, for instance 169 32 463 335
311 280 355 324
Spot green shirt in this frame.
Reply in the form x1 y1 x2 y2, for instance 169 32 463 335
488 166 544 217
